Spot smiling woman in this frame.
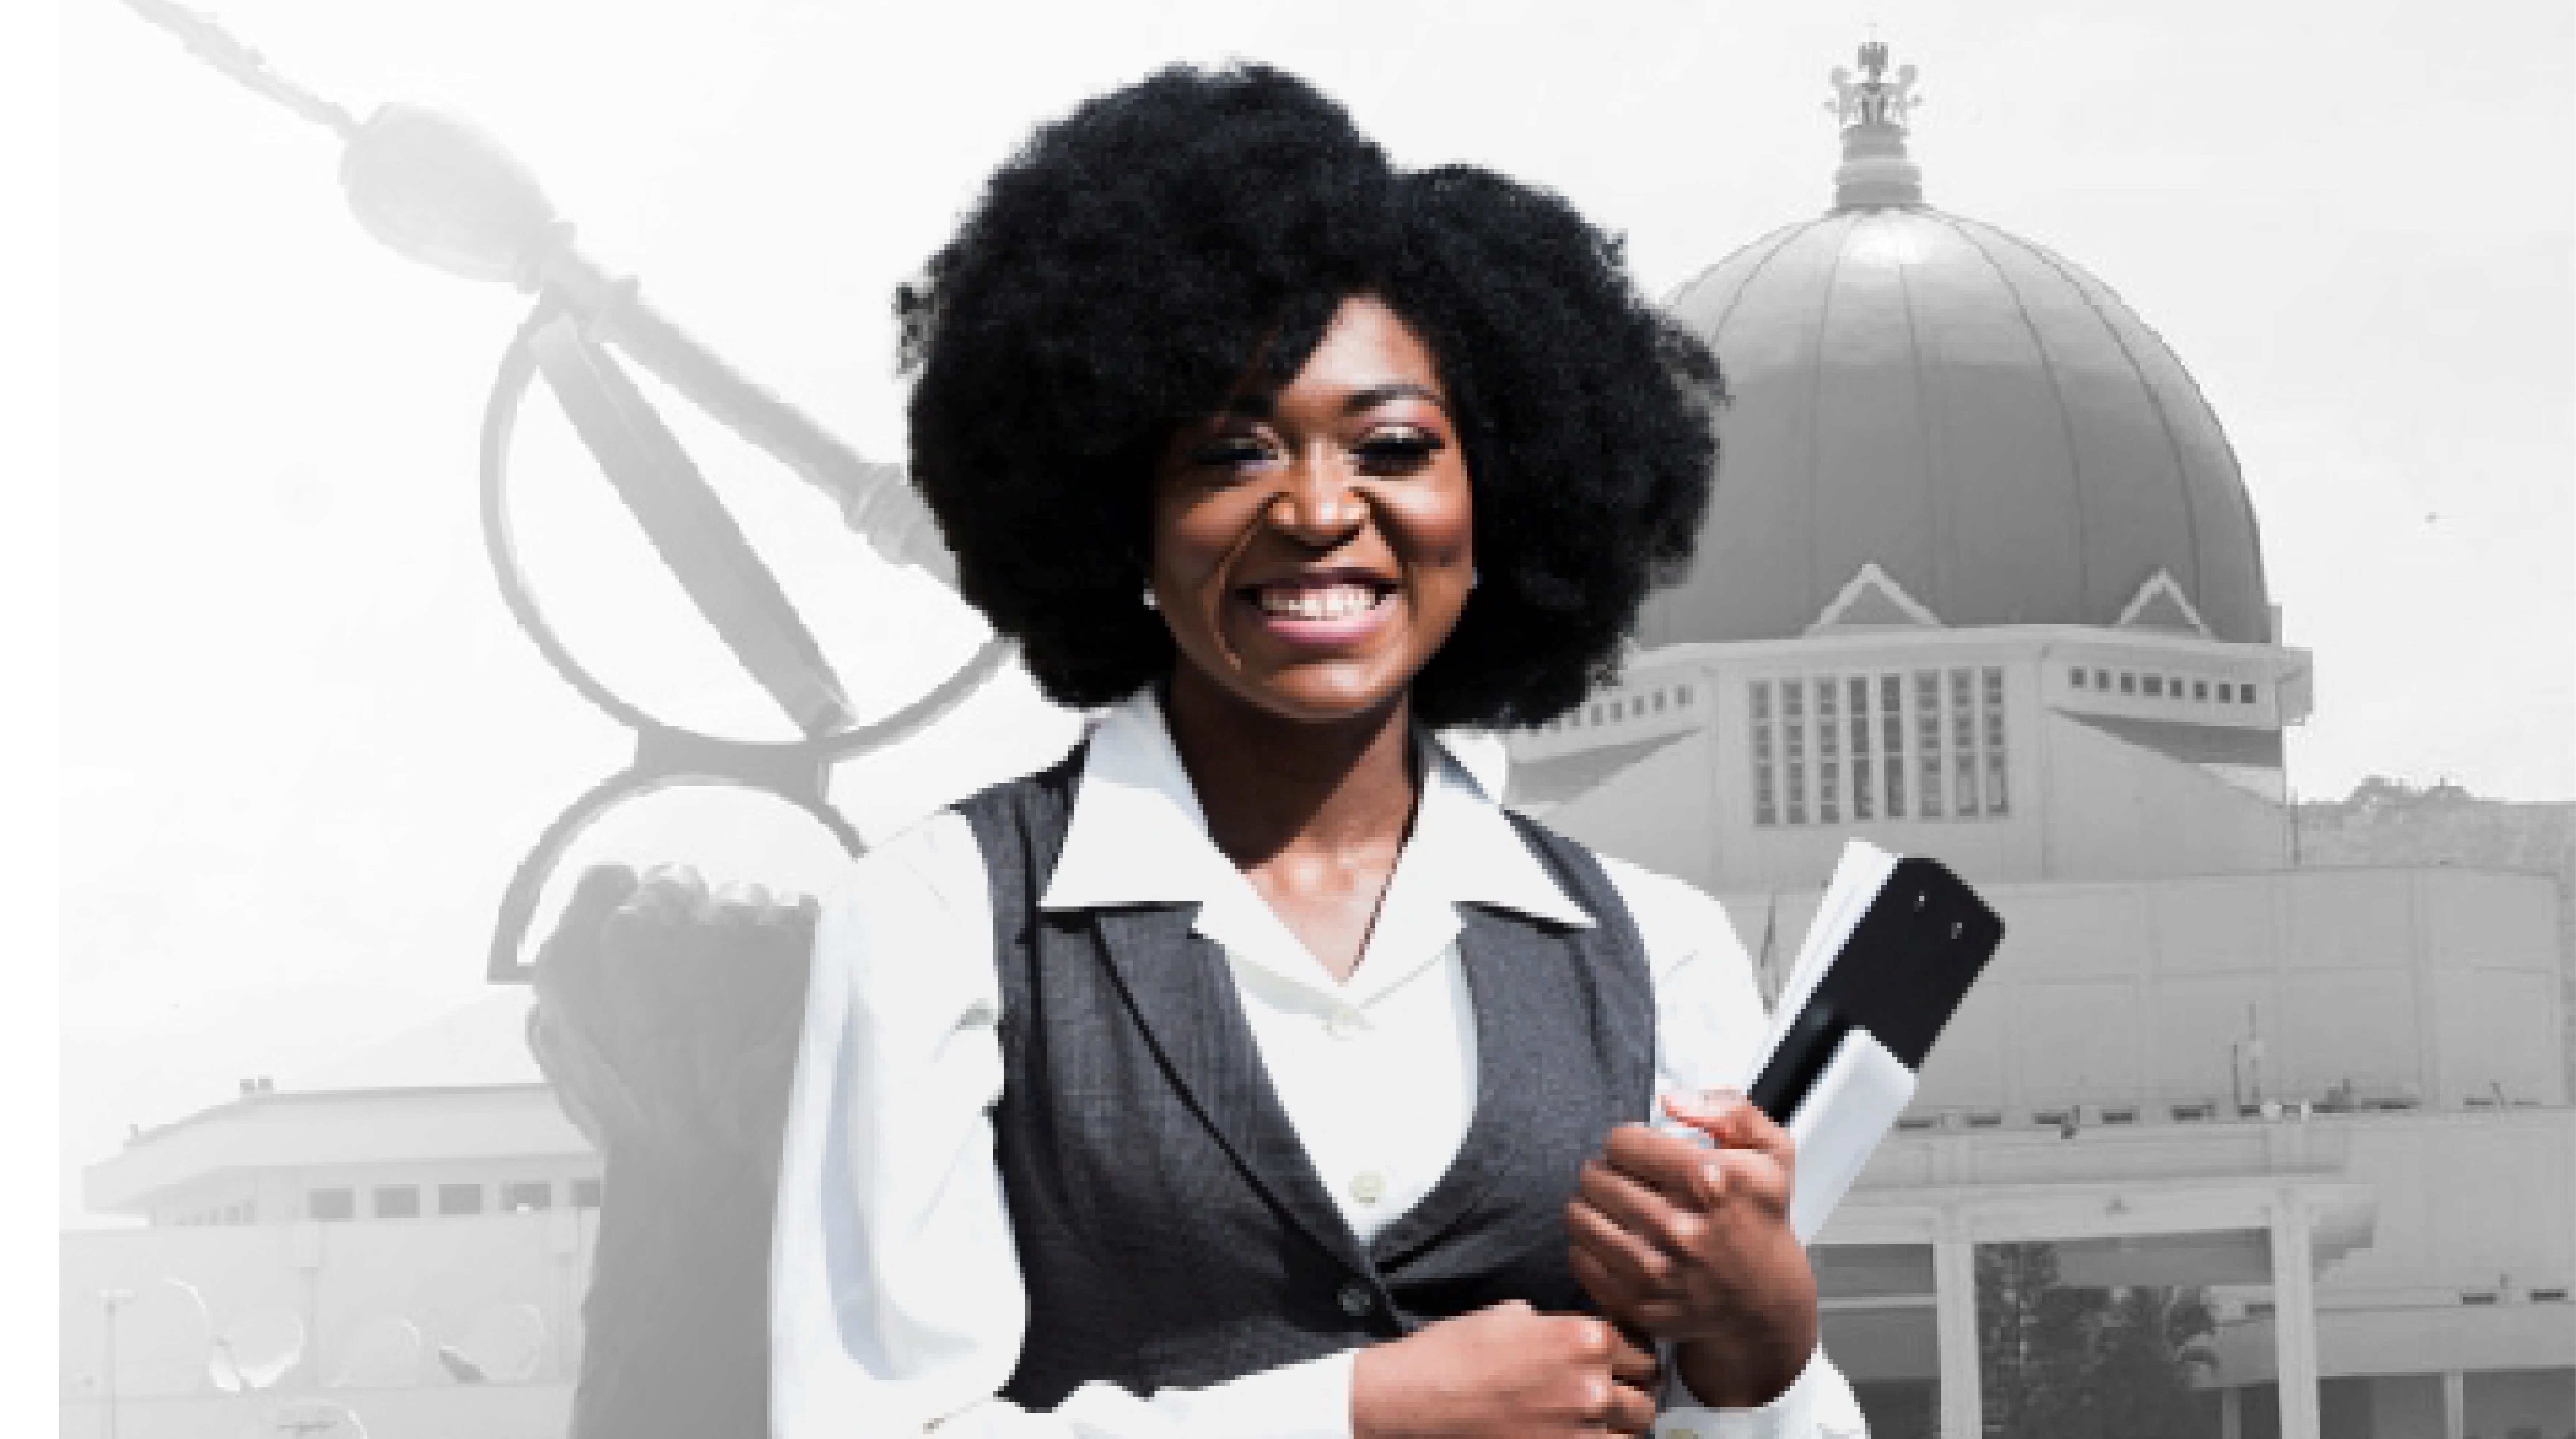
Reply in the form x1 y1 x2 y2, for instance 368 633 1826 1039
896 64 1724 734
1149 297 1477 733
765 60 1869 1439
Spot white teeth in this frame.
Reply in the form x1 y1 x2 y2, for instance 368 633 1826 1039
1256 584 1381 619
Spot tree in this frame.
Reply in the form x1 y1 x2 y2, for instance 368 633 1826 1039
1976 1243 2220 1439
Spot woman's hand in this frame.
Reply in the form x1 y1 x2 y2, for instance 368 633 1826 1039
1564 1093 1819 1411
1351 1299 1661 1437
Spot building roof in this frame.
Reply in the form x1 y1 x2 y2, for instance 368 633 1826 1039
283 990 543 1094
1641 48 2270 649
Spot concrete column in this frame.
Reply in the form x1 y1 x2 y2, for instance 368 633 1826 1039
2270 1194 2322 1439
290 1220 325 1388
2441 1369 2466 1439
548 1208 583 1381
1933 1224 1982 1439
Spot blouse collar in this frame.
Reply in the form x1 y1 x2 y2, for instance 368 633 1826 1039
1039 687 1591 1000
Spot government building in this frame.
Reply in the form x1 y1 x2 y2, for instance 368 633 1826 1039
60 45 2575 1439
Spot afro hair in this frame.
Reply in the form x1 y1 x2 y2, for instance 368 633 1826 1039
898 61 1723 729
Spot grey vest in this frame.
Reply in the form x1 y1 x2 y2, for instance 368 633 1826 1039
956 749 1657 1410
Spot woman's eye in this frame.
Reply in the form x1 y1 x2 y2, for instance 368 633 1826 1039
1355 431 1442 474
1189 438 1276 472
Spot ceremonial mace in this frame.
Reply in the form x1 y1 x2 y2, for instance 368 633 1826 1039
107 0 952 567
116 8 996 1431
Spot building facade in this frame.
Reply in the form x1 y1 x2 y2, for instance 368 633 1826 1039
1509 45 2575 1439
64 998 591 1439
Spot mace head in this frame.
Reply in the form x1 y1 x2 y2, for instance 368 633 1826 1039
339 104 567 288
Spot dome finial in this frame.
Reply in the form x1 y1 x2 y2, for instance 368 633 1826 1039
1826 40 1925 210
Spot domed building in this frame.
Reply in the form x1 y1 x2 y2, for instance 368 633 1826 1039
1510 44 2572 1439
1516 48 2310 894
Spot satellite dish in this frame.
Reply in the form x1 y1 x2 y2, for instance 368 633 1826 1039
449 1302 547 1382
326 1314 422 1389
263 1400 370 1438
118 1277 214 1395
210 1307 308 1392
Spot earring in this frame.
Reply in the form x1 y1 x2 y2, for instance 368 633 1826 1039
1142 585 1159 610
1469 567 1481 591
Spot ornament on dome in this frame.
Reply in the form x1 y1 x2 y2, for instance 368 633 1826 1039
1827 41 1923 130
1825 39 1926 211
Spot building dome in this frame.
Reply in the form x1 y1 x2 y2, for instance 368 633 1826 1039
1641 47 2270 648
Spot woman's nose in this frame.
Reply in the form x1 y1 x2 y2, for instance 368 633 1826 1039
1267 457 1366 543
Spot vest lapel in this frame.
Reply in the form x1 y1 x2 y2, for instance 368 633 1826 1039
1090 906 1374 1279
1367 902 1558 1270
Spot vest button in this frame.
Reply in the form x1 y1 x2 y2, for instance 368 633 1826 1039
1349 1170 1386 1205
1324 1007 1367 1040
1336 1280 1373 1317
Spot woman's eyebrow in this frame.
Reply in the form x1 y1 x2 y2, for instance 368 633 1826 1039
1202 381 1450 424
1340 382 1450 417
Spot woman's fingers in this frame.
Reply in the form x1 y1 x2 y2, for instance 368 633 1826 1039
1567 1195 1675 1294
1607 1323 1662 1387
1604 1119 1793 1215
1603 1371 1661 1435
1660 1090 1797 1177
1580 1155 1711 1255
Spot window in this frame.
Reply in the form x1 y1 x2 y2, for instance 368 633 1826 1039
2071 667 2088 688
438 1183 484 1217
1752 667 2008 826
1608 700 1623 721
501 1181 552 1213
2240 683 2258 704
1751 682 1776 826
1677 685 1693 706
2192 679 2208 701
2143 674 2164 697
2119 672 2136 694
308 1188 355 1222
572 1177 605 1210
373 1185 420 1220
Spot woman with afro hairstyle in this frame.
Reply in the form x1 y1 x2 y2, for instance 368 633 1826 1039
769 62 1867 1439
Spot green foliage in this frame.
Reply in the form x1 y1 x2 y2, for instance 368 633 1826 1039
1976 1243 2219 1439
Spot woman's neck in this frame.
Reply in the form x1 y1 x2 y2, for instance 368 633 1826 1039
1159 669 1422 873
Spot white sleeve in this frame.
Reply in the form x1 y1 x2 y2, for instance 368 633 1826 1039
1604 859 1874 1439
768 812 1356 1439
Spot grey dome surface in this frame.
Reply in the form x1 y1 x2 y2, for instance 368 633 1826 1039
1642 204 2269 646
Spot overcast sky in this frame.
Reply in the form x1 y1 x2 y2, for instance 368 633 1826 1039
53 0 2573 1222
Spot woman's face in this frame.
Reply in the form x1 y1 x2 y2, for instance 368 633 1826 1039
1149 294 1475 726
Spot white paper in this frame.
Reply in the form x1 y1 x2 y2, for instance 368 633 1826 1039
1736 838 1899 1092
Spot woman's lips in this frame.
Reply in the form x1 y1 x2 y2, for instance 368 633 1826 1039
1235 579 1395 647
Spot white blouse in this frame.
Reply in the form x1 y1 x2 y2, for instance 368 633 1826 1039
770 689 1867 1438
